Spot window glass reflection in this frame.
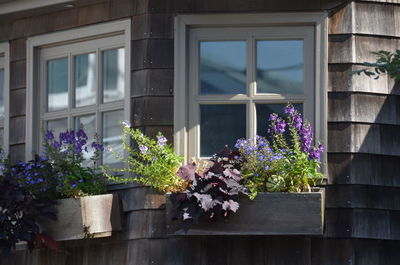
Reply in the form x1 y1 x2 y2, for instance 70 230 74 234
102 110 123 165
46 119 68 139
47 58 68 111
0 69 4 119
200 41 246 95
256 40 304 94
75 53 96 107
103 48 125 103
200 104 246 156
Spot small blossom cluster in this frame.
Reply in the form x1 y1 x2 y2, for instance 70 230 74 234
46 129 103 155
268 113 286 134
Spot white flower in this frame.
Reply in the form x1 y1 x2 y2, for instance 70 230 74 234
122 120 131 128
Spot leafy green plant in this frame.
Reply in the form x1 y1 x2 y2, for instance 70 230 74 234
353 50 400 81
103 122 185 192
236 104 324 199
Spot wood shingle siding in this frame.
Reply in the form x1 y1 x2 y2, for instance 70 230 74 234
2 0 400 264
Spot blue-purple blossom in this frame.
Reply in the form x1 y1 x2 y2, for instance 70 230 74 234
269 113 278 121
284 105 295 116
293 114 303 129
45 130 54 140
139 145 148 154
91 141 104 151
309 143 324 161
157 135 167 146
53 141 62 149
271 119 286 134
299 122 313 153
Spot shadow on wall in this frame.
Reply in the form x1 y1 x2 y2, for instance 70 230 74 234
328 64 400 187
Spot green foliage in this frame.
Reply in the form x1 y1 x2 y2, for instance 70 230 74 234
103 124 185 193
353 50 400 81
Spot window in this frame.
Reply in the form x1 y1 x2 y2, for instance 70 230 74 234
26 20 131 164
174 14 327 164
0 42 9 154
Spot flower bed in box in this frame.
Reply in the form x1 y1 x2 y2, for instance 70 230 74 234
106 104 325 236
0 128 120 255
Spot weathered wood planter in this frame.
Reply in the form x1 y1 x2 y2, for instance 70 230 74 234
39 194 121 241
166 189 325 236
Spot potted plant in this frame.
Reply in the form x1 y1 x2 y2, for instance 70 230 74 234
167 104 325 235
0 152 58 255
104 105 325 236
13 129 121 242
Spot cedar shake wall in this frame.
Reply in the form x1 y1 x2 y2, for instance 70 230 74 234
2 0 400 264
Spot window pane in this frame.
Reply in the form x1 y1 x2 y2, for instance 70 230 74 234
102 48 125 103
103 110 123 165
256 103 303 138
46 119 68 139
0 69 4 119
256 40 304 94
74 114 96 166
47 58 68 112
74 53 96 107
0 128 4 149
200 41 246 95
200 104 246 157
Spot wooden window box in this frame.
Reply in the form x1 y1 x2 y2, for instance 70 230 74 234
39 194 121 241
166 188 324 236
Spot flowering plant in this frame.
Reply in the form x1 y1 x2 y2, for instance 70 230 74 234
236 104 324 199
170 147 248 230
0 150 58 255
103 122 185 193
38 129 105 198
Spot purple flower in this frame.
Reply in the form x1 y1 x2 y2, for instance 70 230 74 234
91 142 104 151
45 130 54 140
309 143 324 161
76 129 88 141
284 105 295 116
293 114 303 129
53 141 62 149
299 122 313 153
78 179 84 183
269 113 278 121
157 135 167 146
139 145 148 155
275 119 286 134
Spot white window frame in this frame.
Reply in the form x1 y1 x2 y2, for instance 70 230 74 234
174 13 328 169
0 0 74 15
26 19 131 161
0 42 10 155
